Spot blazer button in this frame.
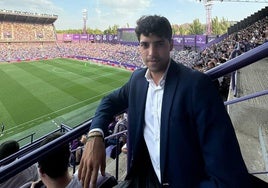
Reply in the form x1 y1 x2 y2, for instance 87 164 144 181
162 182 169 187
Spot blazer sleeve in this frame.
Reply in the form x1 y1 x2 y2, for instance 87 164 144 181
90 74 131 136
191 73 251 188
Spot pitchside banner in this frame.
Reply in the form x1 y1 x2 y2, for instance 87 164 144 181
107 35 118 43
102 34 107 42
173 35 184 45
108 35 114 43
195 35 207 47
59 33 207 46
95 34 102 42
80 34 88 41
89 34 95 42
63 34 73 41
184 35 196 46
73 34 80 41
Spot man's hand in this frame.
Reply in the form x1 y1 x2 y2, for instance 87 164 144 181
78 135 106 188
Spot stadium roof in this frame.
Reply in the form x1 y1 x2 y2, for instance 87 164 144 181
0 10 58 24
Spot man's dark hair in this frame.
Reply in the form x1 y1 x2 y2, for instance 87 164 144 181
0 140 19 162
38 133 70 179
135 15 172 42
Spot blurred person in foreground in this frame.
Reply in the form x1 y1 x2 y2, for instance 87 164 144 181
78 15 252 188
0 140 39 188
24 133 116 188
29 133 82 188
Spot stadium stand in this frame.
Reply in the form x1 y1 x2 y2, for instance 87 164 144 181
0 10 57 42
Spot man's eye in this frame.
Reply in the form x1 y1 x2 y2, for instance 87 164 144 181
140 43 149 48
156 42 165 47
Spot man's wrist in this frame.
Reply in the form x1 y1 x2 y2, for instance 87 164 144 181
86 131 104 142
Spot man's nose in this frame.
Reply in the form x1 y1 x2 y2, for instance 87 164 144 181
148 45 157 56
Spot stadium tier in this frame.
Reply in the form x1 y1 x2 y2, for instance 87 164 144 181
0 10 57 24
0 10 57 42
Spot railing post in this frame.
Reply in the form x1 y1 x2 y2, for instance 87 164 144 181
115 135 119 180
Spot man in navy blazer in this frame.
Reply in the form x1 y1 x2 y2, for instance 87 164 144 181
79 15 251 188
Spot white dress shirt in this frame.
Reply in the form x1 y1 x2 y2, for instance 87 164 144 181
144 65 169 183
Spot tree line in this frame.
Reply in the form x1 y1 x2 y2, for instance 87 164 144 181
56 17 234 35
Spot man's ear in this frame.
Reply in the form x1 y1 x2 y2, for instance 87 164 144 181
38 166 45 176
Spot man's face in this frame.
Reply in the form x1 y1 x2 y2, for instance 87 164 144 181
139 33 173 74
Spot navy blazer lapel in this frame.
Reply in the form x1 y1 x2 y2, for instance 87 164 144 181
131 69 149 156
135 72 148 137
160 60 180 181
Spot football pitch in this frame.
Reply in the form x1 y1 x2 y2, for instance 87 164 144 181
0 58 131 144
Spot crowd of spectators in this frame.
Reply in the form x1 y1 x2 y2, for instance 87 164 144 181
0 42 60 61
56 42 144 67
69 134 87 167
177 17 268 100
105 113 128 159
0 21 55 42
194 17 268 71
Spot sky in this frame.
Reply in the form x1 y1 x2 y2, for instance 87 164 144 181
0 0 267 31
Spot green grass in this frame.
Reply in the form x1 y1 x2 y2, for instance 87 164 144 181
0 58 131 143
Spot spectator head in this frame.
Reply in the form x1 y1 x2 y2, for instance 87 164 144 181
38 133 70 179
0 140 19 163
135 15 172 42
80 134 87 145
207 61 216 69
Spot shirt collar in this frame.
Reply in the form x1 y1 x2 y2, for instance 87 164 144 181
145 59 171 87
